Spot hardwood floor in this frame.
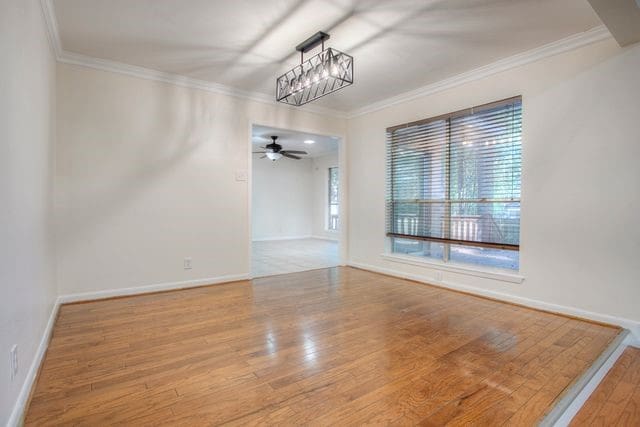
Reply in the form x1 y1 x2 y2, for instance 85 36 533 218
25 267 621 426
570 346 640 426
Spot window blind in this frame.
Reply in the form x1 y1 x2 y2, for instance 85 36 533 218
386 96 522 251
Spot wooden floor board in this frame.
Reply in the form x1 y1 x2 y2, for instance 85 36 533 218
570 346 640 426
24 267 621 425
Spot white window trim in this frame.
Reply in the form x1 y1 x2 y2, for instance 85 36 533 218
381 252 524 284
327 166 339 232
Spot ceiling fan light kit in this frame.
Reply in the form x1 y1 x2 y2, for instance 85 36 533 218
276 31 353 106
266 152 282 161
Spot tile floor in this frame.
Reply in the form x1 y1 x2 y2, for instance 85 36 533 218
251 238 339 277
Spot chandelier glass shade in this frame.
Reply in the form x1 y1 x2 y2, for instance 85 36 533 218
276 32 353 106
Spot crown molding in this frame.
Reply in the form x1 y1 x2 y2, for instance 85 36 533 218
39 1 347 119
40 0 62 57
346 25 612 119
56 50 347 118
41 0 612 121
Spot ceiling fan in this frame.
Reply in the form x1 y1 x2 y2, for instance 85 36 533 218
253 136 308 161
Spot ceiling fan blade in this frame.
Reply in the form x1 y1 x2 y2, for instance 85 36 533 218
282 153 301 160
252 151 267 154
260 155 267 159
281 150 307 155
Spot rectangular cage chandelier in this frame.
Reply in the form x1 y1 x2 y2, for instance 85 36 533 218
276 31 353 106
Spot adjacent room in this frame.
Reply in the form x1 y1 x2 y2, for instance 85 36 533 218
251 125 341 277
2 0 640 425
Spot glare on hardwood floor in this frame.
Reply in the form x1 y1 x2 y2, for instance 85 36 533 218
252 238 339 277
24 267 622 425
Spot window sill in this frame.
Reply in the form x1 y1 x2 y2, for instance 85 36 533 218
380 253 525 284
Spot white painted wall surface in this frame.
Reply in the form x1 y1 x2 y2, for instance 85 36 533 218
251 158 313 240
0 0 57 424
311 152 340 240
347 38 640 332
55 63 346 295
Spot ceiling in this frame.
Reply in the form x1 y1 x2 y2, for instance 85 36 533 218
252 125 339 158
587 0 640 46
51 0 603 112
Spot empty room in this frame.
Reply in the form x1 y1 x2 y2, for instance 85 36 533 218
2 0 640 425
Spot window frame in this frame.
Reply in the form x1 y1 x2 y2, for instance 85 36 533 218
327 167 339 231
386 96 522 270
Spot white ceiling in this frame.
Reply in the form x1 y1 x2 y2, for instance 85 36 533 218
252 125 339 158
51 0 602 112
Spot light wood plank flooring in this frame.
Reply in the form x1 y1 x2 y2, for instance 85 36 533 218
25 267 621 425
570 346 640 426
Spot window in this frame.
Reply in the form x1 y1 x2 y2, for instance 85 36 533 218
387 97 522 270
328 167 339 230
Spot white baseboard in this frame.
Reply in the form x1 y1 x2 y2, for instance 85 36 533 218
252 235 339 242
310 235 340 242
544 331 629 426
348 260 640 341
252 235 312 242
7 272 250 425
7 297 61 427
58 273 250 304
7 265 637 425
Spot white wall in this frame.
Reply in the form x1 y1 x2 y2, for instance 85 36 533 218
0 0 57 424
252 157 313 240
55 63 346 295
347 38 640 335
312 152 340 240
251 149 340 241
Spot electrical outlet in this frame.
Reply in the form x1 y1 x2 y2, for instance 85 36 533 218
9 345 17 380
183 257 192 270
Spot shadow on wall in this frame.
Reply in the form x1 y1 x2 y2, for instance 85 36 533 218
57 82 205 249
55 69 338 251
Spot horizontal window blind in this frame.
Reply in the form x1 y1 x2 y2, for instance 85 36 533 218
386 96 522 250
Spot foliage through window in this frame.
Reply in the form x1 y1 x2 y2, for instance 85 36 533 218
386 97 522 270
328 167 339 230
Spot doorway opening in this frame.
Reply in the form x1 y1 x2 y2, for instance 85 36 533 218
250 124 342 277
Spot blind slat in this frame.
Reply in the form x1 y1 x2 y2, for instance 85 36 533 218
386 97 522 250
